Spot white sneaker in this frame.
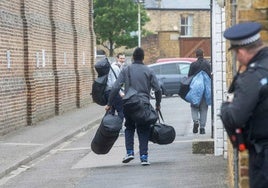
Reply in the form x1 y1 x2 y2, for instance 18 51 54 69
141 160 150 166
140 155 150 166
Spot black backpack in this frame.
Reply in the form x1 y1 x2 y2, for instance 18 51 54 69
94 58 111 76
91 58 117 106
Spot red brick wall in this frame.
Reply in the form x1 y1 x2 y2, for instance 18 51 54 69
0 1 27 134
51 0 77 115
0 0 94 135
73 0 93 107
24 0 55 124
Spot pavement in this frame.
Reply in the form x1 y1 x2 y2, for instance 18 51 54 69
0 102 228 187
0 103 104 179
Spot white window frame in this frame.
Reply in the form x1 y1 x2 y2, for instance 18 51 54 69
180 15 193 37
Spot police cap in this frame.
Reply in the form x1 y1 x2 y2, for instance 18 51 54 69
223 22 262 50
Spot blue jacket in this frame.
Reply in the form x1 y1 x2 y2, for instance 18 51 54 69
185 71 211 106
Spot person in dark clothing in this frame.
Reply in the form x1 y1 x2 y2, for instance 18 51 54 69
188 49 211 134
221 22 268 188
106 47 162 166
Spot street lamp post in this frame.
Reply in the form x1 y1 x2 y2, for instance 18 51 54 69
137 0 144 47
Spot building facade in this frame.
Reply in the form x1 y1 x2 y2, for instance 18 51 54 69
0 0 95 135
142 0 211 64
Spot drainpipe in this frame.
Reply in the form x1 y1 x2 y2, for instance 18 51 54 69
231 1 239 188
231 1 237 76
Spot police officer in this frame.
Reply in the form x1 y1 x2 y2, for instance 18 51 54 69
221 22 268 188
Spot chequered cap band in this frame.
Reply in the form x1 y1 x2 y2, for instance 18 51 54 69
230 33 260 46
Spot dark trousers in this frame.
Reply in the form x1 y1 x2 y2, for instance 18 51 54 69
124 115 150 156
104 90 124 120
248 147 268 188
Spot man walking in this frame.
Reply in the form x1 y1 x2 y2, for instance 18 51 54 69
106 47 162 166
188 49 211 134
104 53 126 120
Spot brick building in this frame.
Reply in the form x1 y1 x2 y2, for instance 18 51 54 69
142 0 211 64
0 0 95 135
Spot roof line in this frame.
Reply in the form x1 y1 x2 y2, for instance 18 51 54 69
146 8 211 11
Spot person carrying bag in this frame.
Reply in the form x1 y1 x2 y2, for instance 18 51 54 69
105 47 162 166
122 66 158 125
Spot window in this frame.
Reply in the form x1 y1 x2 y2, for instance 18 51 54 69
178 63 190 75
150 66 161 75
180 15 193 37
161 64 178 75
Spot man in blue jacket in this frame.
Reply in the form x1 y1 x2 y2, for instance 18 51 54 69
106 47 162 166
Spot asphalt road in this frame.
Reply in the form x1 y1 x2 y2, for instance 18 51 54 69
1 96 227 188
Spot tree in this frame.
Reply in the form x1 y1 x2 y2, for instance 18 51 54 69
93 0 150 56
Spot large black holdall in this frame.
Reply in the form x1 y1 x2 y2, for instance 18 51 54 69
91 111 123 154
149 110 176 145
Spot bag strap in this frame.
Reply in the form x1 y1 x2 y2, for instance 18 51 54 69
127 66 132 86
157 109 165 123
110 65 117 79
107 58 118 79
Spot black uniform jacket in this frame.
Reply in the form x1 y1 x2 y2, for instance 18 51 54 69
221 47 268 141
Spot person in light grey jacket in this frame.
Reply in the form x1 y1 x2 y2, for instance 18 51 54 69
104 53 126 120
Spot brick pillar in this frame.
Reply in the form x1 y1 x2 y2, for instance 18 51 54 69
50 0 77 115
72 0 93 107
23 0 55 124
0 0 27 135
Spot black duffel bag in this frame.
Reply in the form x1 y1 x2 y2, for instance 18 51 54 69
122 67 158 125
149 110 176 145
178 75 194 102
123 88 158 125
91 111 123 154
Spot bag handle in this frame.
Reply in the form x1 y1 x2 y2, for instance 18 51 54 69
105 107 115 115
157 109 165 123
